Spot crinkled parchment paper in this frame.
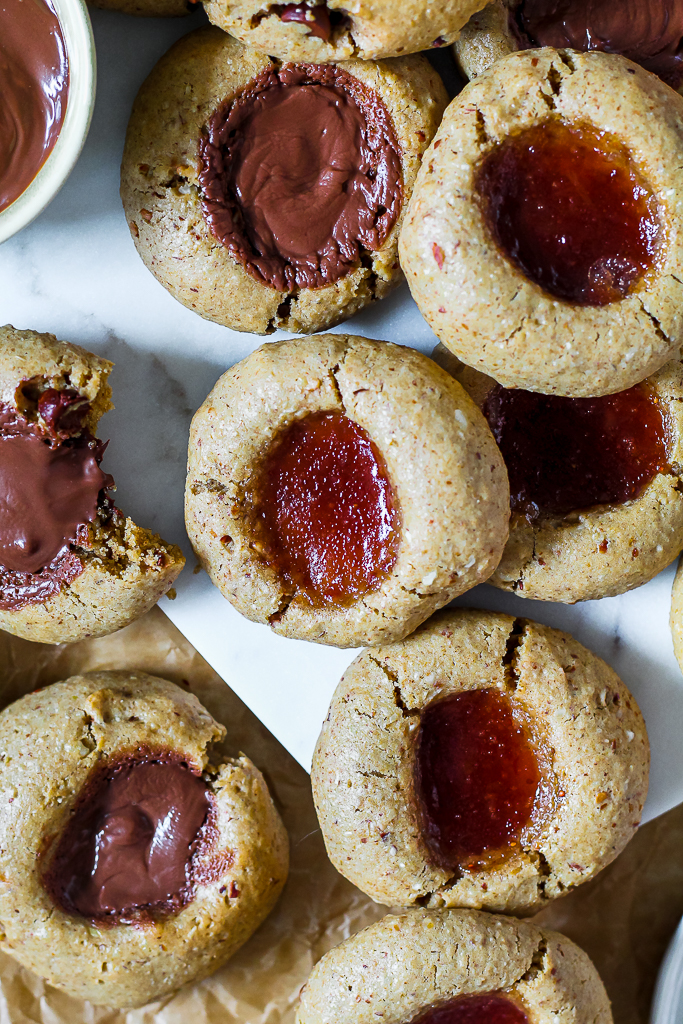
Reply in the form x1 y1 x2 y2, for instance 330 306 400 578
0 607 679 1024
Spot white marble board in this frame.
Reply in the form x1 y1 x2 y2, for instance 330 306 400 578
1 8 681 824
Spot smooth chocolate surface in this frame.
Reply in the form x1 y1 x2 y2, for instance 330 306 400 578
199 63 402 291
45 756 211 920
0 398 112 611
0 0 69 213
277 3 332 40
516 0 683 88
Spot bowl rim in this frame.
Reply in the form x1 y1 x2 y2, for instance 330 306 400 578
0 0 96 245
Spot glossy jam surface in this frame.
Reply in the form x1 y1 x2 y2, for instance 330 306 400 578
0 0 69 212
515 0 683 89
44 756 211 922
477 120 661 305
415 689 542 870
251 411 399 605
412 994 529 1024
484 383 669 520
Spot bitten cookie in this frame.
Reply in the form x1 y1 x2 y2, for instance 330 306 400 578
0 671 289 1008
0 325 184 644
455 0 683 92
202 0 488 62
399 48 683 397
121 28 447 336
434 345 683 603
185 334 509 648
297 908 612 1024
312 609 649 915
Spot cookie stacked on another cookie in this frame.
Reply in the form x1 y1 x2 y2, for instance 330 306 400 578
121 28 447 335
0 325 184 644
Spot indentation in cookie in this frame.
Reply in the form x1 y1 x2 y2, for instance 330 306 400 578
412 993 529 1024
513 0 683 89
43 752 213 923
476 118 661 305
0 389 114 611
483 381 670 520
198 62 402 292
247 410 400 606
414 687 555 873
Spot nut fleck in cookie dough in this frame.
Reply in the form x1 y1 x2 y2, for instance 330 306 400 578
202 0 489 62
297 908 612 1024
0 671 289 1008
88 0 192 16
121 28 447 336
185 335 509 648
455 0 683 91
312 609 649 915
399 48 683 397
0 326 184 644
434 345 683 603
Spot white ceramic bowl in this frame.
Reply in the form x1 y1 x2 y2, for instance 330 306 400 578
0 0 96 245
651 917 683 1024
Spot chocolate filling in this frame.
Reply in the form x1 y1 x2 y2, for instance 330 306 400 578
514 0 683 89
43 754 212 921
198 63 402 291
0 0 69 213
0 389 113 611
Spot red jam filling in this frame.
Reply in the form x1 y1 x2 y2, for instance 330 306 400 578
412 994 529 1024
415 690 542 870
484 382 669 520
251 411 400 605
476 119 661 305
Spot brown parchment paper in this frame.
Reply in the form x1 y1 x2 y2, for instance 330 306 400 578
0 607 680 1024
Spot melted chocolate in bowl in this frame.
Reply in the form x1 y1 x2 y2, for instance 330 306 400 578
250 411 400 606
199 63 402 291
415 690 543 870
476 119 661 305
0 394 113 611
483 383 669 520
44 756 211 920
515 0 683 89
0 0 69 213
412 994 529 1024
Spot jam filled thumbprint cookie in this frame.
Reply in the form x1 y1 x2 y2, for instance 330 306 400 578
0 672 288 1007
455 0 683 89
399 48 683 397
184 335 509 648
297 909 612 1024
201 0 489 63
120 28 448 336
435 346 683 602
0 325 184 644
312 609 648 915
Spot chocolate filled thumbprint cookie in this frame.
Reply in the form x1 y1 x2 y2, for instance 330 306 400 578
297 909 612 1024
184 335 509 648
435 346 683 602
120 28 447 336
455 0 683 89
312 609 648 915
399 48 683 397
201 0 488 63
0 672 288 1007
0 325 184 644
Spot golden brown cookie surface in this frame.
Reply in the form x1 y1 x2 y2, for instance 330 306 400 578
435 345 683 603
0 325 184 644
297 908 613 1024
185 335 509 648
0 671 289 1008
120 28 447 336
399 49 683 397
203 0 489 62
312 609 649 915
